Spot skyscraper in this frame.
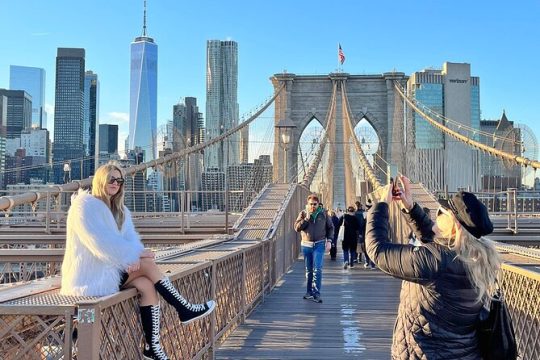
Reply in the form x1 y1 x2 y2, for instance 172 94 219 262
99 124 119 154
83 71 99 178
0 95 7 188
407 62 480 192
129 1 157 163
0 89 32 139
52 48 85 183
205 40 239 170
172 98 204 196
173 97 203 151
9 66 46 129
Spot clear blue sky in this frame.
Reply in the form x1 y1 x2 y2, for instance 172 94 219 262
1 0 539 156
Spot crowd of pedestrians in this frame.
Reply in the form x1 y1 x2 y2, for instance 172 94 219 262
293 179 504 358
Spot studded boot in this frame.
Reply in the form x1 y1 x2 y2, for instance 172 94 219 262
140 304 169 360
154 277 216 325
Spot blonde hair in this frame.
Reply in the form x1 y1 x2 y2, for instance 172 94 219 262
436 214 501 303
92 163 126 230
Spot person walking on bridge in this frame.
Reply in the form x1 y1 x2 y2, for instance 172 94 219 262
328 209 341 260
365 176 501 360
61 163 216 360
338 206 360 269
294 194 334 303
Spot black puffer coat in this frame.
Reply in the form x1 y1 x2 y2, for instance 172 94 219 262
365 202 483 360
338 213 360 247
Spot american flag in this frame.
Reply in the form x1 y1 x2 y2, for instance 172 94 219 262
338 44 345 65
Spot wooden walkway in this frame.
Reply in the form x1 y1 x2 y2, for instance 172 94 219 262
216 253 402 359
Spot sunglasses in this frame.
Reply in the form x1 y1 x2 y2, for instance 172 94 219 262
108 176 125 185
309 202 318 206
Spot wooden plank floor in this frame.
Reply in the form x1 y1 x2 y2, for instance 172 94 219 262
216 253 402 359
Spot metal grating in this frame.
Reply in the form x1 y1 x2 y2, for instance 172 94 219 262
3 290 95 306
164 250 235 263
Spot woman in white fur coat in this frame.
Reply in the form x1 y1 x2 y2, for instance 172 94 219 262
61 163 216 360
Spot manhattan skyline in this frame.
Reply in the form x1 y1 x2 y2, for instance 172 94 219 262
1 0 539 158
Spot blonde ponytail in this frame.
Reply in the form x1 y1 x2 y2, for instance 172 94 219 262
451 226 501 303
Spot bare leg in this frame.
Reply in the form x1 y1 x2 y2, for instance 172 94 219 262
125 256 215 325
123 276 158 306
124 257 164 284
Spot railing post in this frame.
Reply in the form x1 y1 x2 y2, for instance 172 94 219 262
45 191 51 234
513 188 518 233
225 189 229 235
241 250 246 323
506 188 518 233
209 262 217 359
76 302 101 360
262 240 267 302
186 191 191 229
180 191 185 234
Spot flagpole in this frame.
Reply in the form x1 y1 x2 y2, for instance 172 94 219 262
337 43 340 73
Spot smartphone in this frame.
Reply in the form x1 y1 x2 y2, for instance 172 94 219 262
387 165 400 197
391 178 401 197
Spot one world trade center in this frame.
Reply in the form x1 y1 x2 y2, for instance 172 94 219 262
129 1 157 162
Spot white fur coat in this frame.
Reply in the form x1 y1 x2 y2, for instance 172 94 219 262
60 190 144 297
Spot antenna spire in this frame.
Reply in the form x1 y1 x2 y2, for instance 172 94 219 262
142 0 147 36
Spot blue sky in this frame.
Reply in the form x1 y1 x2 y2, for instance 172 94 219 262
1 0 539 157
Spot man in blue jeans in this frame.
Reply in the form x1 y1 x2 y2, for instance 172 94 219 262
294 194 334 303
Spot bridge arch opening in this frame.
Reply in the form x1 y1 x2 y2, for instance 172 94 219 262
351 118 381 197
297 117 326 191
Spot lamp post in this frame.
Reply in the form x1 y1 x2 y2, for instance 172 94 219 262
275 119 296 183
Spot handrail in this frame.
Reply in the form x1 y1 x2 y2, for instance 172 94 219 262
0 85 284 212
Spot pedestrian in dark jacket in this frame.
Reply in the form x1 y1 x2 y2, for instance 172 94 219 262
338 206 359 269
365 176 501 360
329 210 341 260
294 194 334 303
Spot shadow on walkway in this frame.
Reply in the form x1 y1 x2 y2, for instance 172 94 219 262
216 252 402 359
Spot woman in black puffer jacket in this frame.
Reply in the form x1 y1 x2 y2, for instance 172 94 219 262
365 176 501 360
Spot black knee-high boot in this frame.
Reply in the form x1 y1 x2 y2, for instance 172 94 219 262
154 277 216 325
140 305 169 360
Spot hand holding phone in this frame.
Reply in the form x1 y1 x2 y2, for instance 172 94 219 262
390 177 401 198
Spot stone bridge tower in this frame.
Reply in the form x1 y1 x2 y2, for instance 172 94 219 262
271 72 408 208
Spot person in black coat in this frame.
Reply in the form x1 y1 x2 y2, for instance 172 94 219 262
329 210 341 260
365 176 501 360
338 206 360 269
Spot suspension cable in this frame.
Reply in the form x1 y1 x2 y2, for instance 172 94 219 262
301 81 338 187
405 86 522 146
341 82 382 189
394 81 540 170
0 86 285 211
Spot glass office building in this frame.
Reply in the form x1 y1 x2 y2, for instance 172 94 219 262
52 48 85 183
83 71 99 178
0 89 32 139
205 40 239 170
9 66 46 129
128 35 157 163
407 62 480 191
411 80 444 149
99 124 118 154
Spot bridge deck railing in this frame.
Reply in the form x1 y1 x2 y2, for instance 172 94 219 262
0 189 254 235
0 183 308 359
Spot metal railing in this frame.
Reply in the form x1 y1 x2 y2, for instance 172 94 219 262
0 183 307 359
0 189 257 233
434 189 540 233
